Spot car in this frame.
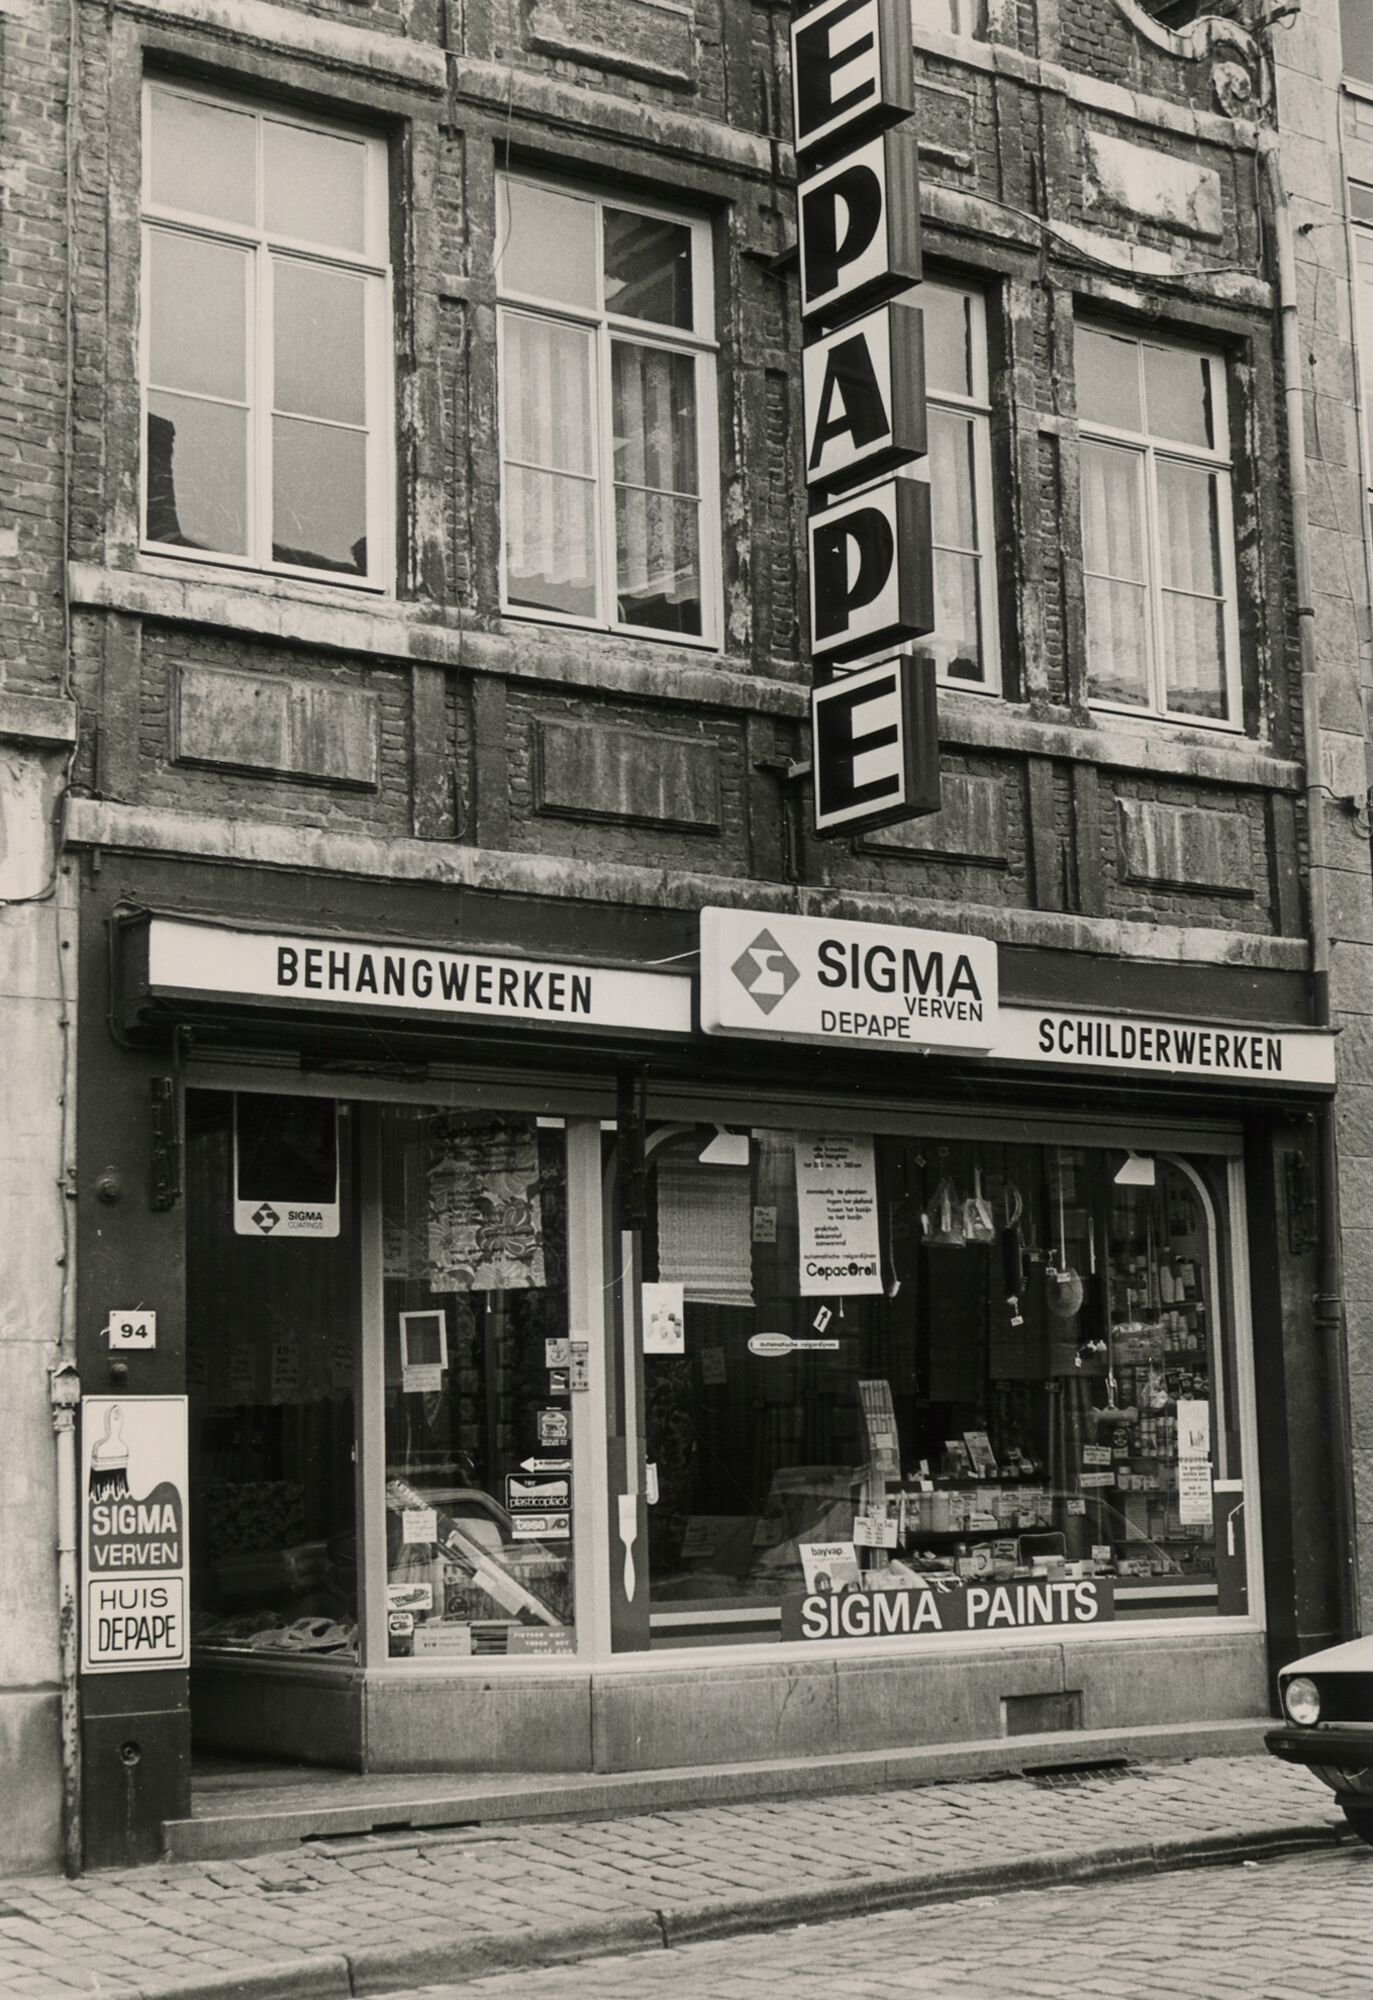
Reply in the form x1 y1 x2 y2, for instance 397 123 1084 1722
1266 1637 1373 1844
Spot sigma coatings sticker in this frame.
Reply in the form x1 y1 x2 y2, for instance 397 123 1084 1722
82 1397 189 1672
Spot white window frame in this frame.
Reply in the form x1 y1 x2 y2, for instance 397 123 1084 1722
139 79 394 593
914 279 1000 696
1077 326 1242 733
1350 205 1373 556
910 0 984 38
495 173 722 650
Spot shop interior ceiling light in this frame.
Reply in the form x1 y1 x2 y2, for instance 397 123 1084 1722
700 1126 751 1167
1115 1151 1157 1187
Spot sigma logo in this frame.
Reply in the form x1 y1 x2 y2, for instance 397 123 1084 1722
731 931 800 1015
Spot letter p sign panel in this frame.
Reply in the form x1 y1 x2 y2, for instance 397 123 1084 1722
811 655 941 837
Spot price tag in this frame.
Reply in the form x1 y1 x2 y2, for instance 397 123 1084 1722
402 1507 438 1545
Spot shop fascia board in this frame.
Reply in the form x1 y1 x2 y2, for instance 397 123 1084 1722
67 564 1304 793
120 909 1331 1103
65 797 1311 975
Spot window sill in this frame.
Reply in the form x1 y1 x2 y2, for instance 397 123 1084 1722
939 688 1301 792
67 560 810 719
500 600 722 655
66 561 1305 792
141 547 389 600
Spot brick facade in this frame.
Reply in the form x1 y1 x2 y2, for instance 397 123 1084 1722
5 0 1373 1873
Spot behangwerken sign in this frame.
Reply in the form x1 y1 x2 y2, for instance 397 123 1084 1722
139 917 694 1037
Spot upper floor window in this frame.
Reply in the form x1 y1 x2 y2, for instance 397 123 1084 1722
915 281 999 692
1343 0 1373 88
141 81 392 589
495 175 720 645
1351 199 1373 545
1076 325 1240 729
910 0 984 34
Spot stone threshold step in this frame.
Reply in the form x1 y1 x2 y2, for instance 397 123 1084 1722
165 1716 1271 1861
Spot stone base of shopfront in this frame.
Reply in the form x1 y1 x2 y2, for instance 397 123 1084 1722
191 1629 1267 1776
0 1691 62 1873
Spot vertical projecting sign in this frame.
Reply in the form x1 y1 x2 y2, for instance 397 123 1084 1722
792 0 941 836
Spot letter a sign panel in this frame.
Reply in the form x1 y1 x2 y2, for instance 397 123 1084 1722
792 0 941 836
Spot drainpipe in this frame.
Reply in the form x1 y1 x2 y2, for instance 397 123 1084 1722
50 1360 81 1875
1261 132 1359 1642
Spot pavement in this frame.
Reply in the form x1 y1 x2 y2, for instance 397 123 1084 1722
0 1754 1353 2000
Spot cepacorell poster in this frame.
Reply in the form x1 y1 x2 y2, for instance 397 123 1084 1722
81 1397 189 1673
794 1133 883 1295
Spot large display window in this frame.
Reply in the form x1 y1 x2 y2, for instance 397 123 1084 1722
638 1126 1250 1647
185 1082 1257 1675
187 1089 586 1670
186 1091 360 1659
378 1106 576 1660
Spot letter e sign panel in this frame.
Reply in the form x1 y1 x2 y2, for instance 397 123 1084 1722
811 654 940 835
791 0 914 162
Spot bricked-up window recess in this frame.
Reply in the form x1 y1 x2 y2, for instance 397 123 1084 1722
495 175 720 645
1075 325 1241 730
908 281 1000 693
910 0 985 36
141 81 393 590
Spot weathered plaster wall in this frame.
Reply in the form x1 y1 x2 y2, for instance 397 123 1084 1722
0 737 70 1873
1 0 76 1870
1280 6 1373 1632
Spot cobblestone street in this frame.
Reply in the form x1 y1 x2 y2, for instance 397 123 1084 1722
0 1757 1348 1999
417 1846 1373 2000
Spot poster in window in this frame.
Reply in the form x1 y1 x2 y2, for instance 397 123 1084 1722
799 1541 862 1593
642 1282 686 1355
400 1309 448 1394
427 1118 546 1292
794 1134 883 1296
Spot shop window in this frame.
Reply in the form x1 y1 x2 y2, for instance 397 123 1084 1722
640 1129 1245 1648
186 1093 360 1659
911 281 1000 692
378 1107 575 1659
495 174 720 645
1075 324 1241 728
140 80 392 588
